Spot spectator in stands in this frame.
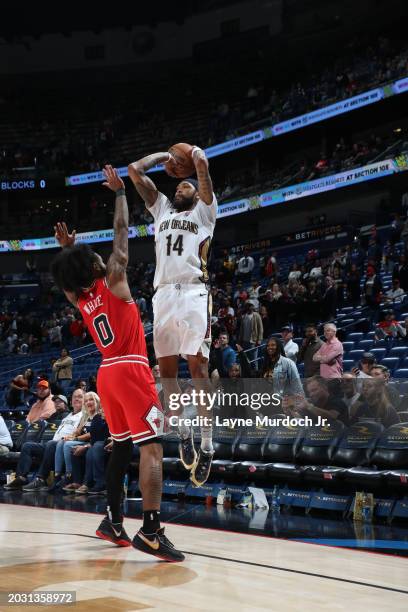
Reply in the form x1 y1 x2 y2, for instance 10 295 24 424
248 279 261 311
237 248 254 281
52 347 73 396
363 265 382 321
385 279 406 304
238 302 263 358
341 373 361 418
350 378 401 428
351 352 376 380
265 252 279 278
288 263 302 283
65 397 109 494
281 325 299 362
56 391 100 488
370 364 401 411
296 376 349 424
0 415 12 455
5 368 34 408
52 388 85 487
392 255 408 292
259 305 273 338
3 395 74 491
298 323 324 378
321 276 338 320
375 310 406 340
305 280 322 323
135 290 146 313
88 375 97 393
345 264 361 306
260 337 303 397
75 379 88 393
211 333 236 374
312 323 344 378
70 313 87 346
49 320 62 347
309 260 323 278
26 380 56 424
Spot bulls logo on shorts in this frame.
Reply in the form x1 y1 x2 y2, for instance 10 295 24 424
144 404 165 438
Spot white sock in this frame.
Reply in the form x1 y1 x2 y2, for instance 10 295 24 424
200 427 213 452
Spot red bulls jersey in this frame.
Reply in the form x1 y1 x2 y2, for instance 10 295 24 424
78 277 148 360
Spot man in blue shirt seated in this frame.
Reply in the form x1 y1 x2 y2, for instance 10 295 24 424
217 332 237 372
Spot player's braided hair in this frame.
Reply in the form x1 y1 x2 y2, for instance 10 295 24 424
51 243 100 297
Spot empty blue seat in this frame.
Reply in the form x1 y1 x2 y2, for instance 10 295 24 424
348 350 365 362
371 348 387 362
358 340 374 351
348 333 363 342
342 342 355 352
343 360 354 372
394 369 408 379
389 347 408 360
382 357 400 372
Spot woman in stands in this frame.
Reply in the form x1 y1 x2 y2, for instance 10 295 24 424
260 337 303 399
350 377 400 428
65 395 110 494
52 388 86 487
5 367 34 408
61 391 101 490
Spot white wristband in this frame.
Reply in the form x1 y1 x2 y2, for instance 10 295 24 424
191 146 203 158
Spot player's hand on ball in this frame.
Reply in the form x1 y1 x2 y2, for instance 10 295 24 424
191 146 208 165
54 222 76 247
102 164 125 192
164 153 184 178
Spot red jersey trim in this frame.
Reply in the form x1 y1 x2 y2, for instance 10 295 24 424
99 359 149 369
102 354 149 363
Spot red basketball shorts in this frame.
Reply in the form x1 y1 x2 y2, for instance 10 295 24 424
97 354 164 444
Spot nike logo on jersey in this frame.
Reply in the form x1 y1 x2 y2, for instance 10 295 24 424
138 532 160 550
199 293 207 297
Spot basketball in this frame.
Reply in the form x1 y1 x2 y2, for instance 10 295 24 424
165 142 196 178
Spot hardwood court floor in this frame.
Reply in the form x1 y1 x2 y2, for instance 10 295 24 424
0 503 407 611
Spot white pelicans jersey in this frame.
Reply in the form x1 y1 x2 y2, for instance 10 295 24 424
149 192 217 289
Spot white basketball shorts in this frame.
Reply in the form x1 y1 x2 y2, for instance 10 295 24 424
152 284 212 359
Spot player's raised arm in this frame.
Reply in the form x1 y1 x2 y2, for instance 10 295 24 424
191 147 214 205
128 152 174 208
102 165 132 299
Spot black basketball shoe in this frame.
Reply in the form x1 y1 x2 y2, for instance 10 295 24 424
133 527 185 562
96 517 132 547
179 428 197 470
190 448 214 487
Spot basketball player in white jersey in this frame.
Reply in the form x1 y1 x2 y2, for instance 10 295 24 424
128 147 216 486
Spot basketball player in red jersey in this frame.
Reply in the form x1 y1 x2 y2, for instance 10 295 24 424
51 165 184 562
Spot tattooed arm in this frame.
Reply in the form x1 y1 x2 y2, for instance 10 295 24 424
192 147 213 206
128 152 173 208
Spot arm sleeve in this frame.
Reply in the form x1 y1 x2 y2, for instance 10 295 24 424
148 192 172 222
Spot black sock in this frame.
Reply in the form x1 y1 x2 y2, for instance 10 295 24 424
142 510 161 534
106 438 133 524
